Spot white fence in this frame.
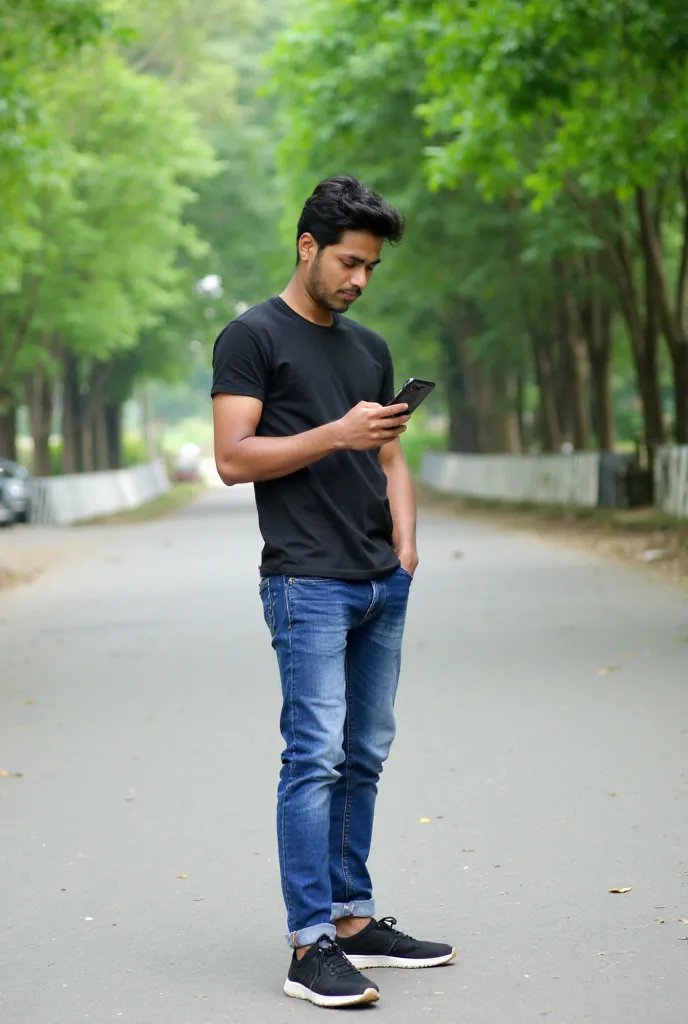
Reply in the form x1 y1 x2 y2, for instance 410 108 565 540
421 451 600 507
654 445 688 518
29 459 170 526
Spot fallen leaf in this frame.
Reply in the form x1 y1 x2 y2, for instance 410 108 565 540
0 770 8 777
679 919 688 926
653 919 665 925
598 666 621 676
419 818 432 824
26 699 34 706
609 887 632 894
679 936 688 942
177 873 188 879
85 917 94 922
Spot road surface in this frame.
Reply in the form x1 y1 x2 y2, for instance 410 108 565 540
1 486 687 1023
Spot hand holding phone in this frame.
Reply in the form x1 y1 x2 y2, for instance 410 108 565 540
335 401 410 451
386 377 436 415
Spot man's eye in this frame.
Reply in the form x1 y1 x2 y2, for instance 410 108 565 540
342 260 356 268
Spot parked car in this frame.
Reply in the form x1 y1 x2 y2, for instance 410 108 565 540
0 477 13 526
0 458 32 524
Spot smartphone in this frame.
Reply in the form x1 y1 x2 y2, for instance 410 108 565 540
386 377 436 415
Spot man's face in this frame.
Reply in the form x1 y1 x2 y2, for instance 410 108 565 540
299 230 383 313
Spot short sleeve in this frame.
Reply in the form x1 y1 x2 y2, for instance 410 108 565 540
211 321 271 400
379 340 395 405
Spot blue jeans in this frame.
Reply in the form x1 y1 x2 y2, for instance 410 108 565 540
259 568 411 948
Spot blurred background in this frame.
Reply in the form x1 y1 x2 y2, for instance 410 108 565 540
1 0 687 509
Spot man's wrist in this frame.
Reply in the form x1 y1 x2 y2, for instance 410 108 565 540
396 545 419 571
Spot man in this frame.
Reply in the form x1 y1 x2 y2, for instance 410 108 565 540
212 176 454 1008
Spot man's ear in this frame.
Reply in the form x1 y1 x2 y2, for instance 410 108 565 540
297 232 318 265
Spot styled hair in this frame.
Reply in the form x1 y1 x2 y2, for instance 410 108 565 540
296 176 404 260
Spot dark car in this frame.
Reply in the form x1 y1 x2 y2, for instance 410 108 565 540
0 458 31 524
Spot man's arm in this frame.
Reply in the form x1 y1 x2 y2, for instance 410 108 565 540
213 393 410 486
379 437 418 575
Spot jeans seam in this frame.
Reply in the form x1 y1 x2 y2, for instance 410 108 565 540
341 652 354 900
267 577 275 635
358 581 379 626
280 574 296 928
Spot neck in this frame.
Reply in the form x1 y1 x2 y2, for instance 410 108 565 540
280 276 334 327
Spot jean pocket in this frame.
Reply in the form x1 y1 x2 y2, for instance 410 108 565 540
259 578 275 636
398 566 414 581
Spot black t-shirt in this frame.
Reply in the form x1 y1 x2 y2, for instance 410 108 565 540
211 296 400 580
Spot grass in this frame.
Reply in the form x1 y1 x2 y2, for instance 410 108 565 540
79 482 205 526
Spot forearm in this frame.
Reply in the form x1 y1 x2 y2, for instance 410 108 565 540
216 422 342 485
384 454 417 556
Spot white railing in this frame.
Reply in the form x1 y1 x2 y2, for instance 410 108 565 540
421 451 600 507
29 459 170 526
654 445 688 518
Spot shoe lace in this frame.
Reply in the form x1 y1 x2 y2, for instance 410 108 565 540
318 938 361 979
378 916 407 938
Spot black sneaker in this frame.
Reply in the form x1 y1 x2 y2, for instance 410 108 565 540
337 917 456 969
283 936 380 1008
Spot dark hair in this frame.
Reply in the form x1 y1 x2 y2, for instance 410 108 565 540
296 176 404 260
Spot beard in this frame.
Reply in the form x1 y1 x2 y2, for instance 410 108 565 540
306 254 357 313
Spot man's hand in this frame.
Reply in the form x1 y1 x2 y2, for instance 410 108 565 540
334 401 410 451
397 547 419 577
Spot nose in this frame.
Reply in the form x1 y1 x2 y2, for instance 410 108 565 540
350 266 369 291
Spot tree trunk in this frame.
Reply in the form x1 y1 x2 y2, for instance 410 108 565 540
561 281 591 450
94 403 109 471
25 371 54 477
636 185 688 443
581 257 615 451
80 362 113 473
61 352 82 474
607 225 665 454
671 344 688 445
588 303 615 451
485 369 521 453
440 310 482 453
530 330 562 452
561 186 664 454
0 394 18 460
105 402 123 469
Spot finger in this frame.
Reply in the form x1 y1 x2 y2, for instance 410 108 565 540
379 402 409 417
378 422 409 435
379 425 407 440
378 414 411 428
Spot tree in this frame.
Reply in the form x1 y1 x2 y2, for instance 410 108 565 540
417 0 688 447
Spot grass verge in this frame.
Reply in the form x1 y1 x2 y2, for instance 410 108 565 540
417 483 688 586
80 482 206 526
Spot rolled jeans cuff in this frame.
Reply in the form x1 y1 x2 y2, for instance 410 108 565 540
331 899 376 921
287 923 337 949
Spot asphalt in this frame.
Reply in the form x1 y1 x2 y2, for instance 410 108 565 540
1 484 687 1024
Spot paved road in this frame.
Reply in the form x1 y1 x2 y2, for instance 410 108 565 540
1 487 687 1024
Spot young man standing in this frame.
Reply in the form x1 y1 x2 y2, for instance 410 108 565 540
212 176 454 1008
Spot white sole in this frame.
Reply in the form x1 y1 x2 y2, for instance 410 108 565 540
345 949 457 970
283 979 380 1007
